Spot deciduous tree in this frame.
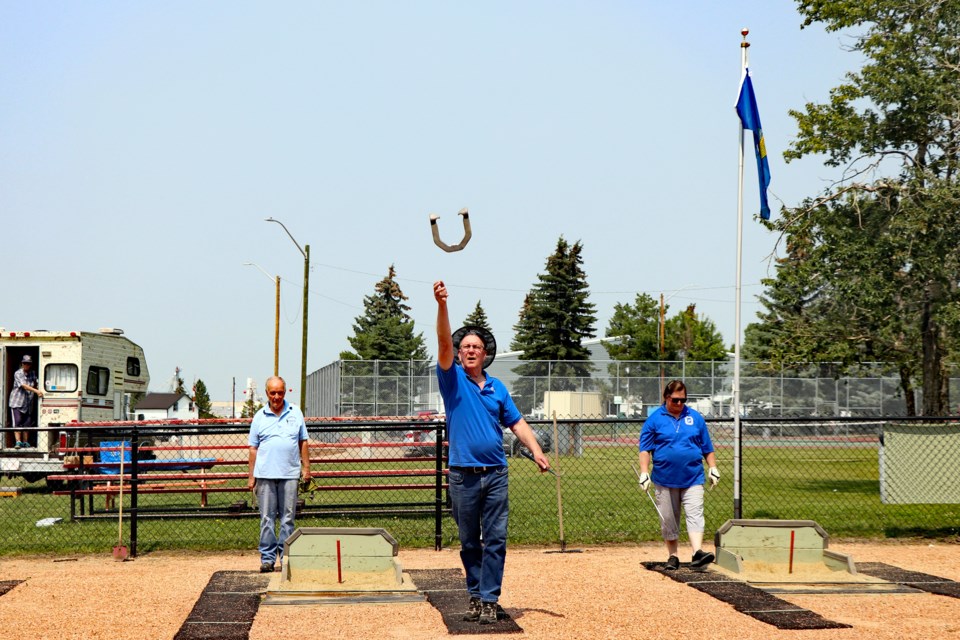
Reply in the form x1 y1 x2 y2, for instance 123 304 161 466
753 0 960 414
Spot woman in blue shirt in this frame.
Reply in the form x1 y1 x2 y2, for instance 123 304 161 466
638 380 720 570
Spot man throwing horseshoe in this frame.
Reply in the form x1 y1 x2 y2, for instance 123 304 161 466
434 280 550 625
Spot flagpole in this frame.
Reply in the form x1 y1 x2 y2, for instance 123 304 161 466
733 28 749 520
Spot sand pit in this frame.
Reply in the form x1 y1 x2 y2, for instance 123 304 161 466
0 541 958 640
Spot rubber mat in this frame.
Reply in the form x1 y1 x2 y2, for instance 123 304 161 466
173 571 271 640
0 581 23 597
858 562 960 598
643 561 850 630
407 568 522 635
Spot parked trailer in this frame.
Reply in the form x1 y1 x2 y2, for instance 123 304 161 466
0 328 150 482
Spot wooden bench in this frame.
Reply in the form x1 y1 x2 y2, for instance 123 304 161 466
49 439 448 518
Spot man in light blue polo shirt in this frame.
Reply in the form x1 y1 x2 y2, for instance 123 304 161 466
247 376 311 573
433 280 550 625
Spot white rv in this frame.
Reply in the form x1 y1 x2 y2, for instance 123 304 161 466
0 328 150 481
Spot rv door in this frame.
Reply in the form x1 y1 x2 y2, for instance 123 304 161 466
113 370 124 420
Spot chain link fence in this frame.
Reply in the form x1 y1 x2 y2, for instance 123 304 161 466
2 415 959 555
308 358 960 418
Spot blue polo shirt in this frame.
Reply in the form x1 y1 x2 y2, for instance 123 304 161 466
249 400 308 479
437 363 521 467
639 405 714 488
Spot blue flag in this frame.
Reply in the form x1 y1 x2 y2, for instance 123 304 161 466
736 68 771 220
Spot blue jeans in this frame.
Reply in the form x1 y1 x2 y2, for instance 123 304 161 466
255 478 299 565
448 466 509 603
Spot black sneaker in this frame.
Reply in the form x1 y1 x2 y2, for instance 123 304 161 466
462 597 481 622
495 604 511 621
478 601 499 625
260 562 274 573
664 555 680 571
691 549 715 568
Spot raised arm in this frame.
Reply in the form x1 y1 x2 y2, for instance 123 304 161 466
434 280 454 370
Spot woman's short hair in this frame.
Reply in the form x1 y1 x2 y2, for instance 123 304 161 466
662 379 687 399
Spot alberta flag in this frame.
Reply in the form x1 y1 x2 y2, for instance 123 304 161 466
736 68 771 220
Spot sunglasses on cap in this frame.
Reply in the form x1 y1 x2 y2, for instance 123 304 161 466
668 397 688 405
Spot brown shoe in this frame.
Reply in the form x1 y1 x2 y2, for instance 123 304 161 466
478 602 499 625
462 597 481 622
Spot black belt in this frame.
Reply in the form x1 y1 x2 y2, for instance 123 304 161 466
450 465 504 474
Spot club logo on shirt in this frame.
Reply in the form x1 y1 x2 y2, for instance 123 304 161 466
684 416 694 426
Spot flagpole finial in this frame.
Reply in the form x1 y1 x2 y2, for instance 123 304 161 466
741 28 750 48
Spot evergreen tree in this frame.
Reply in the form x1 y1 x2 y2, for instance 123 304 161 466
240 397 262 418
341 265 428 362
192 379 215 419
510 237 597 412
462 300 491 331
340 265 429 416
173 366 186 395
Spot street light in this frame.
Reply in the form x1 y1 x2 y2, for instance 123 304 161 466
265 217 310 411
243 262 280 376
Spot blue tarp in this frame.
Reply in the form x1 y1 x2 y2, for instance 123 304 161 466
99 441 217 474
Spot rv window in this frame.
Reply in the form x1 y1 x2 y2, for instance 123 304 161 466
126 357 141 377
45 364 79 392
86 366 110 396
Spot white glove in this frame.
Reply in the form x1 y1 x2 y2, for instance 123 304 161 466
638 472 651 492
708 467 720 488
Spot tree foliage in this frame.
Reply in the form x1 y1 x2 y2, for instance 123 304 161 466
602 293 661 360
665 304 728 362
192 379 214 419
603 295 726 363
462 300 491 331
341 265 428 363
240 397 262 418
173 366 185 395
750 0 960 414
509 237 597 412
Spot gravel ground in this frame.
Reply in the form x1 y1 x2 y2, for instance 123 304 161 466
1 541 958 640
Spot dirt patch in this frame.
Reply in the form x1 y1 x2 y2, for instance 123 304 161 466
0 542 959 640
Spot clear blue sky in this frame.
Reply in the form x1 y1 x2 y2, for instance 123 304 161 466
1 2 858 401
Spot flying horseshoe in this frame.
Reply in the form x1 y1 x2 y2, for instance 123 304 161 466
430 207 472 252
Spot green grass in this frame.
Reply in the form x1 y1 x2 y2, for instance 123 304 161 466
2 442 958 556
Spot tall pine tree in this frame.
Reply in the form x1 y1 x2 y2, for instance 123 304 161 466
192 379 214 419
340 265 429 415
462 300 491 331
341 265 428 362
510 237 597 412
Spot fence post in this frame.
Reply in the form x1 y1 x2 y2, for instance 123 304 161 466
130 429 139 558
434 420 444 551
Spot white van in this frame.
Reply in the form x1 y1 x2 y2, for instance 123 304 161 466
0 328 150 481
